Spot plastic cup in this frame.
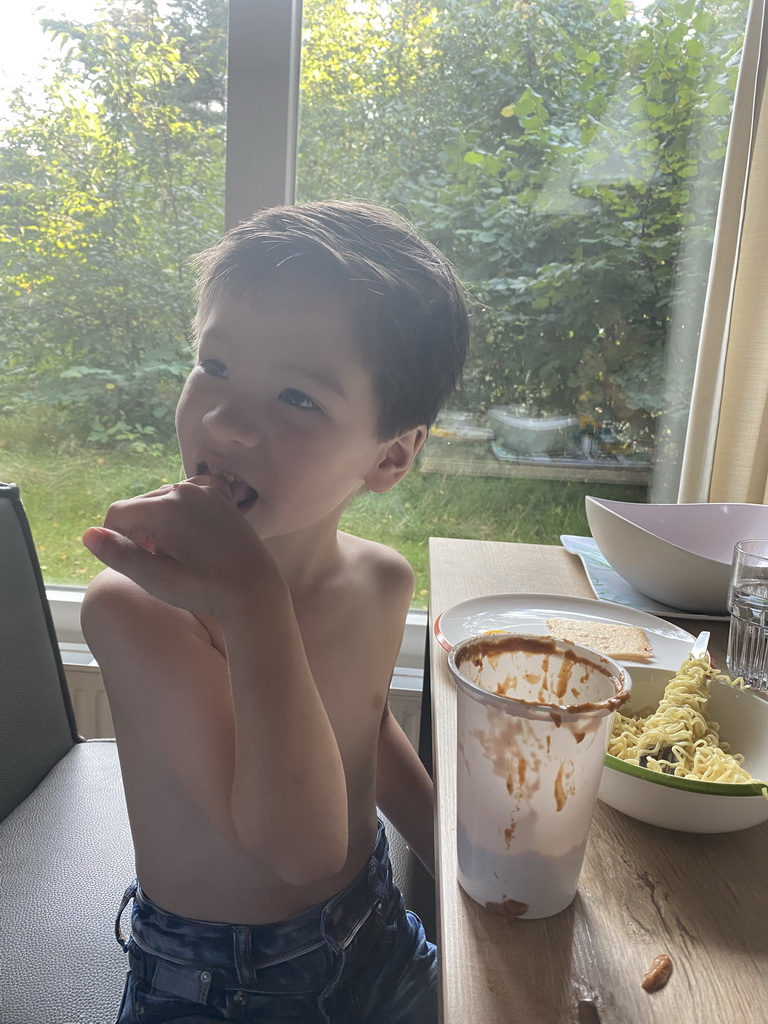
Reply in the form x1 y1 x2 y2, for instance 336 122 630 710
448 633 631 919
727 539 768 690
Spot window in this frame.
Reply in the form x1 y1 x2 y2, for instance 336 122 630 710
1 0 226 587
295 0 749 602
0 0 754 644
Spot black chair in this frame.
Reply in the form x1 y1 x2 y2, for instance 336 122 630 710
0 481 133 1022
0 482 433 1023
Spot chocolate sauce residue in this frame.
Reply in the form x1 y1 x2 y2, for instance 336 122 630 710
504 759 528 798
503 818 517 849
554 764 568 811
554 760 576 811
484 897 529 920
471 719 543 797
456 634 630 713
574 732 585 744
555 658 572 699
465 634 560 660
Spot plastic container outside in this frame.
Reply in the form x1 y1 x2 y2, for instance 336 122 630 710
448 633 631 919
487 406 580 455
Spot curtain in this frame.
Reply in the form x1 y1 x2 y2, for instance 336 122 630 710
678 0 768 503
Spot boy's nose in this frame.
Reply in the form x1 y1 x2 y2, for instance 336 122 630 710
202 403 262 447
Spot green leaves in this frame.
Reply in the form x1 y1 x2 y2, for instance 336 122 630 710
464 150 504 175
575 44 601 74
510 86 550 132
0 0 748 447
0 0 224 446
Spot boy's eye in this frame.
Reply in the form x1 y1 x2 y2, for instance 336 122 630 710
199 358 228 378
279 388 320 411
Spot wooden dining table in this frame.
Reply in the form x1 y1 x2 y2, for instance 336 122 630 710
427 537 768 1024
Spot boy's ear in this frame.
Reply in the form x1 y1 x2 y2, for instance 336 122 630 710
365 426 428 493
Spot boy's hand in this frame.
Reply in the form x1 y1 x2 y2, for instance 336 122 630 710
82 476 281 621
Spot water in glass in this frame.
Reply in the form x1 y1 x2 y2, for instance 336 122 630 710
727 579 768 689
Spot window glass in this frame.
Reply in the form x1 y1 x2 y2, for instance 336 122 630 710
0 0 227 584
1 0 750 609
296 0 749 604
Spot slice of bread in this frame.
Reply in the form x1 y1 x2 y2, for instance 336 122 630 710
545 618 653 662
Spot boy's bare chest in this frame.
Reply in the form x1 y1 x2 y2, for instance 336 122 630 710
117 598 391 919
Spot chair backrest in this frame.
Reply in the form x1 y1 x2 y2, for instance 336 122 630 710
0 482 79 820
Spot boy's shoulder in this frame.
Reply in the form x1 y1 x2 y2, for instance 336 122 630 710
337 531 415 597
325 533 415 644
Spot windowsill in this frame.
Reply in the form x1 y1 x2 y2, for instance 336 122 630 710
48 586 90 646
48 586 429 671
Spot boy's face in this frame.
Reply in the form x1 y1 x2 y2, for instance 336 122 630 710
176 283 409 540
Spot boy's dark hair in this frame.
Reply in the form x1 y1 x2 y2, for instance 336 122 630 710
191 201 470 439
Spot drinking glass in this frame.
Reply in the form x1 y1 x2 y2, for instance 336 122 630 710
727 539 768 689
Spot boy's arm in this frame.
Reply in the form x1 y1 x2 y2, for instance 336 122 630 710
376 703 435 877
221 587 350 883
82 480 349 886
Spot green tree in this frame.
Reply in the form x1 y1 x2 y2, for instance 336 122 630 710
298 0 746 439
0 0 748 450
0 0 225 446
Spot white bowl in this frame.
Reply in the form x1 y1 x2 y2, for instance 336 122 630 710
585 497 768 614
598 666 768 833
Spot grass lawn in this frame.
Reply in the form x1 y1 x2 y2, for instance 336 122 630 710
1 439 645 608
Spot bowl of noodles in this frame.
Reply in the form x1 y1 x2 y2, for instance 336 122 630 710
598 654 768 832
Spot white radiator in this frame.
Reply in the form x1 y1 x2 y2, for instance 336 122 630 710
60 644 115 739
61 645 423 748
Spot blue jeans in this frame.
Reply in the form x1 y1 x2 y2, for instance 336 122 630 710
113 822 437 1023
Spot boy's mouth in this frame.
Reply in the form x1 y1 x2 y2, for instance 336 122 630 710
196 461 259 512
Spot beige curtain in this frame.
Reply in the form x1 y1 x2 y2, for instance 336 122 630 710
678 0 768 504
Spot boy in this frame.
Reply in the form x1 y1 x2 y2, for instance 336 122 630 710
81 200 470 1024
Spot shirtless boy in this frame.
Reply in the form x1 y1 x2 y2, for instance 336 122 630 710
81 200 470 1024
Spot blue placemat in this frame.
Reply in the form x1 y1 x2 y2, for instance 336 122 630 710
560 535 729 621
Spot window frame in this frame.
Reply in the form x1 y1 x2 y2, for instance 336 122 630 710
224 0 301 225
48 584 429 666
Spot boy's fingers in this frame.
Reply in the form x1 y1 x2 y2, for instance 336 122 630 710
82 526 182 595
124 482 177 500
82 527 157 567
184 474 236 502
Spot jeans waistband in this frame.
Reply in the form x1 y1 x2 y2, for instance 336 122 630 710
116 820 395 974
